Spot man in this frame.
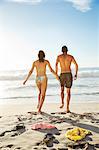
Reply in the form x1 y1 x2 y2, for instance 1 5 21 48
55 46 78 113
23 50 59 114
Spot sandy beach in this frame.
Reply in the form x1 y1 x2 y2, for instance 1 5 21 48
0 0 98 148
0 102 99 150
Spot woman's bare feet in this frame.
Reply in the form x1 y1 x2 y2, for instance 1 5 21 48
60 103 64 108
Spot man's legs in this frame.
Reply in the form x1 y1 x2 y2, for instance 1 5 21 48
60 86 64 108
66 88 71 112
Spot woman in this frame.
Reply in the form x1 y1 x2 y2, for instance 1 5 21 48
23 50 59 114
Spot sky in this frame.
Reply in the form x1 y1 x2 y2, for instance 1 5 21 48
0 0 99 71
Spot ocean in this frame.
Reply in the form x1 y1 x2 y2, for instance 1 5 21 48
0 67 99 105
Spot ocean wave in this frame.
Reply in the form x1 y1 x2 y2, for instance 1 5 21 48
0 94 59 100
6 85 36 90
0 92 99 100
0 68 99 80
75 92 99 96
0 96 35 99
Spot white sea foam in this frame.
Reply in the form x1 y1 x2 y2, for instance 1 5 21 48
0 68 99 103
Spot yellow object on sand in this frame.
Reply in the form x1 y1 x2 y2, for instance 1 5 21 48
65 127 91 141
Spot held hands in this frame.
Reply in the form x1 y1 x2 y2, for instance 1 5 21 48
74 74 77 80
56 74 60 81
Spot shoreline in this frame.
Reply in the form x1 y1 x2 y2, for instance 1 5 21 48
0 102 99 116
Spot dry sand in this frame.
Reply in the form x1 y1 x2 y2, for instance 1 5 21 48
0 102 99 150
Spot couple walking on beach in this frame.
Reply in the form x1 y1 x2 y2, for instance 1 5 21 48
23 46 78 114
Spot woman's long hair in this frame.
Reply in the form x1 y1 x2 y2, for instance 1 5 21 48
38 50 45 62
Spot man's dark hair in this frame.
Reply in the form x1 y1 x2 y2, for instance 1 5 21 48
62 46 68 53
38 50 45 62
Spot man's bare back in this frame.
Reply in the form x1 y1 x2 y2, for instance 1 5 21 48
57 54 74 73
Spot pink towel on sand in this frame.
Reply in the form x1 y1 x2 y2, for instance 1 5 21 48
31 122 56 130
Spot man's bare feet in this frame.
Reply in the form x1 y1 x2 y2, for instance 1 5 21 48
62 110 71 114
60 103 64 108
37 111 42 115
66 110 71 113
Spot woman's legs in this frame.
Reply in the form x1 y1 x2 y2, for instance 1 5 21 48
38 77 47 113
36 82 41 108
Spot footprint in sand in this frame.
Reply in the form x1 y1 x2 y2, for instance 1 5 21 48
51 113 55 115
28 111 37 115
58 148 68 150
0 144 13 150
34 133 59 148
0 148 11 150
14 147 22 150
33 147 47 150
1 147 22 150
66 142 99 150
95 144 99 148
0 123 26 137
51 112 67 115
43 133 59 147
